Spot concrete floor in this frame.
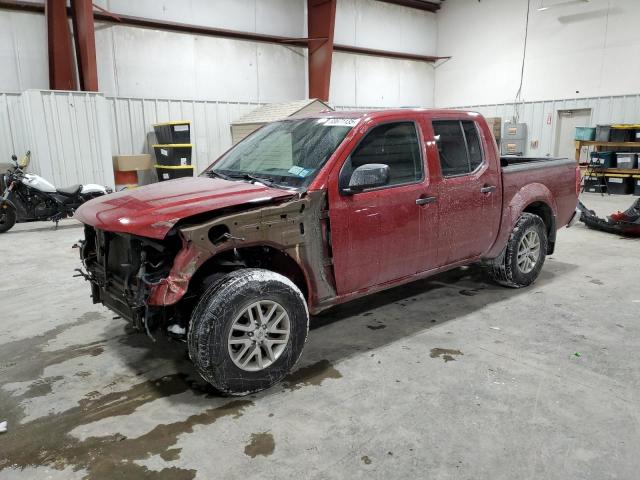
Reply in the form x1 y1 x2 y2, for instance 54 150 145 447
0 192 639 480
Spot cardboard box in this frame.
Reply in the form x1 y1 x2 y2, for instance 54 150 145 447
113 154 153 171
485 117 502 140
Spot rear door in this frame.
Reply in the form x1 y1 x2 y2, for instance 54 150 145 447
328 120 436 294
431 118 501 266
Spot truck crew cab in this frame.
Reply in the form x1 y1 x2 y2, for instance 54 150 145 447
75 109 580 395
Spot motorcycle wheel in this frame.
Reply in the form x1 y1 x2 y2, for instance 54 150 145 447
0 203 16 233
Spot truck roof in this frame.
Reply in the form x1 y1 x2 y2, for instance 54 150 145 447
291 108 481 122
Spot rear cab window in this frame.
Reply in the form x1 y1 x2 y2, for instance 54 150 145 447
432 120 485 177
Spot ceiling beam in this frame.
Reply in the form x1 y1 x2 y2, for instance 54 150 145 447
0 0 448 64
376 0 441 12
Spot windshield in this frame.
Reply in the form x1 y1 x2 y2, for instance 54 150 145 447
204 118 355 189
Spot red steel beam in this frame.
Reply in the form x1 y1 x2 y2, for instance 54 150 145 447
46 0 76 90
307 0 336 101
1 0 448 66
70 0 98 91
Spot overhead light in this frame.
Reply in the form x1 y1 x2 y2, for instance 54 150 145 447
538 0 589 11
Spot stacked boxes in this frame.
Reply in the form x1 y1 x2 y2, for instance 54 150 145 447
485 117 502 143
153 121 194 181
604 174 632 195
590 151 616 168
575 127 596 141
615 153 638 169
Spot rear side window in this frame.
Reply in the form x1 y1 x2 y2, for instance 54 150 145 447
349 122 423 186
433 120 484 177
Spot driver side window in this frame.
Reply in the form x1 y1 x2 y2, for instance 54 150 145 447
346 122 423 187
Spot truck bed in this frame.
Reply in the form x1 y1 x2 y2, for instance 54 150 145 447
500 156 571 170
501 156 578 229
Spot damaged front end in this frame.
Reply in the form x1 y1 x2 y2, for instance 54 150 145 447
76 190 337 339
76 225 184 335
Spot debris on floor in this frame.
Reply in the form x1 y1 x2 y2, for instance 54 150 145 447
578 198 640 236
0 421 7 434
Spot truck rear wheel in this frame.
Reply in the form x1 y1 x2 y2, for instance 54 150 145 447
487 212 547 288
188 268 309 396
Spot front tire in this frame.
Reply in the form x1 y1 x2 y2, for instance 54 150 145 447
488 212 547 288
0 203 16 233
188 268 309 396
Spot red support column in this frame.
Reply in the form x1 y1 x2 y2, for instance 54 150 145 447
46 0 76 90
307 0 336 101
70 0 98 91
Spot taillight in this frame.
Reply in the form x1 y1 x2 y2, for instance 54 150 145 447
575 165 581 195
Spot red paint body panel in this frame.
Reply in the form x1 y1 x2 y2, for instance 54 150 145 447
74 177 295 239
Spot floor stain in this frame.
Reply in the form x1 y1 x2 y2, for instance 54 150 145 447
366 324 386 330
160 448 182 461
0 368 253 479
430 348 464 363
361 455 372 465
244 432 275 458
589 279 604 285
283 360 342 390
459 288 485 296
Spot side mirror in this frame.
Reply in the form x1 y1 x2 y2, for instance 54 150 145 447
343 163 390 194
11 154 17 163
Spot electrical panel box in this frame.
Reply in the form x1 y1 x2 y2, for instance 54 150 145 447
502 140 526 156
501 122 527 156
503 122 527 140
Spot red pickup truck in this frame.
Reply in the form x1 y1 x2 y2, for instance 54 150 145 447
76 109 580 395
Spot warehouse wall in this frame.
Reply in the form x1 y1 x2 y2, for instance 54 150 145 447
435 0 640 107
455 94 640 157
0 0 437 108
331 0 437 107
0 10 47 93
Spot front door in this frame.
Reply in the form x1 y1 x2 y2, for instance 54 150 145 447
329 121 433 295
431 119 501 266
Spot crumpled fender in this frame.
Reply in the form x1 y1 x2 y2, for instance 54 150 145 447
486 182 558 259
147 236 206 306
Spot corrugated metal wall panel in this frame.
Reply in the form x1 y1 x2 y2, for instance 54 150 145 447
0 93 25 164
106 97 262 173
19 90 114 188
452 93 640 157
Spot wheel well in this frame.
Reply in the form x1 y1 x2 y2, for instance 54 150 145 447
187 246 309 301
523 201 556 254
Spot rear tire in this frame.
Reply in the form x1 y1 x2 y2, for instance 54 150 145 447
188 268 309 396
0 203 16 233
488 212 547 288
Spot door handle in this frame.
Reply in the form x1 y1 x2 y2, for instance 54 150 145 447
416 196 437 206
480 185 496 194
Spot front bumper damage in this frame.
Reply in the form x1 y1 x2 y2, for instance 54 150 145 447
77 225 178 330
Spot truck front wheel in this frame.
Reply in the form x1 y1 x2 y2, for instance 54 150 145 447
188 268 309 395
487 212 547 288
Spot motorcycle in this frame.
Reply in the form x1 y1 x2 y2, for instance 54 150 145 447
0 151 111 233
